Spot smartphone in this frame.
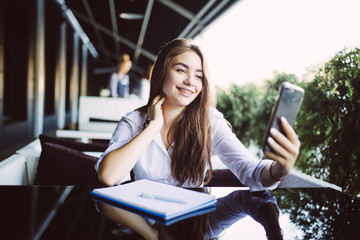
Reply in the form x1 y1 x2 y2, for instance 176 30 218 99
262 82 304 154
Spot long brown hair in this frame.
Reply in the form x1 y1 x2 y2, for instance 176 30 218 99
144 38 213 186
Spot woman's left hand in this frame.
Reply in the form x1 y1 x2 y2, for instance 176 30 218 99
264 117 301 179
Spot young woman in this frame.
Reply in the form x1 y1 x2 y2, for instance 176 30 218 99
95 38 300 191
109 53 132 98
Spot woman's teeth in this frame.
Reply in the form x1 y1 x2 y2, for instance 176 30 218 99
179 88 191 94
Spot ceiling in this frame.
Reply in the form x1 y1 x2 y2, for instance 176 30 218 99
62 0 241 76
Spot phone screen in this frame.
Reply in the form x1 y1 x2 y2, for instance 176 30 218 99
262 82 304 154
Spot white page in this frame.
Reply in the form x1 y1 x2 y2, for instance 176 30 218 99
91 179 216 219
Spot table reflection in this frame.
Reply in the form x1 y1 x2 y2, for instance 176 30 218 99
272 188 360 240
94 189 283 240
0 186 360 240
1 186 359 239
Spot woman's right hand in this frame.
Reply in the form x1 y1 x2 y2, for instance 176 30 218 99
147 95 165 129
99 94 166 186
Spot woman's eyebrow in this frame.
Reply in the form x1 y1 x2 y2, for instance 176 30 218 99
173 62 203 73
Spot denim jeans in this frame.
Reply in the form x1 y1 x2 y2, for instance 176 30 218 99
206 190 279 239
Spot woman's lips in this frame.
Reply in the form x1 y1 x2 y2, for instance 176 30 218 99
177 87 194 95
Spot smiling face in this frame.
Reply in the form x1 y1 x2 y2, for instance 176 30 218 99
162 50 203 108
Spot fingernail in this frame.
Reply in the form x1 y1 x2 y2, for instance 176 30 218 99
281 116 287 123
270 128 277 136
267 137 274 144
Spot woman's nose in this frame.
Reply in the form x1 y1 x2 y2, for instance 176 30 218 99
184 74 195 86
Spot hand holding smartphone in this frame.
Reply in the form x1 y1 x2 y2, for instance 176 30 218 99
262 82 304 154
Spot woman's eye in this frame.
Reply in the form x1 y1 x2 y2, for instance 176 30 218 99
177 69 185 73
195 75 203 79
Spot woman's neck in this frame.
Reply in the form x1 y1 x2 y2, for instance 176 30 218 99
117 72 125 78
162 103 184 128
159 104 184 150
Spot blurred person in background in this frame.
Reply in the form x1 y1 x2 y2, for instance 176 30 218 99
109 53 132 98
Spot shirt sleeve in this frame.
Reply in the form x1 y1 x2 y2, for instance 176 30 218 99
210 109 279 191
94 111 144 173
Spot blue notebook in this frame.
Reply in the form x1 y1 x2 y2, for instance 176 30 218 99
91 179 216 224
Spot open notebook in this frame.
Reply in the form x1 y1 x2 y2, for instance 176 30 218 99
91 179 217 225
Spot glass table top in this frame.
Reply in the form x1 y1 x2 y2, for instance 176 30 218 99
0 185 359 240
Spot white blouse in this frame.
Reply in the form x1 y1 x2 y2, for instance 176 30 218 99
95 108 278 191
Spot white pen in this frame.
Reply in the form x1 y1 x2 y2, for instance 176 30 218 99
140 193 187 204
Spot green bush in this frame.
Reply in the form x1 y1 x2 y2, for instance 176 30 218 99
216 83 261 148
296 47 360 196
216 47 360 196
216 72 300 151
